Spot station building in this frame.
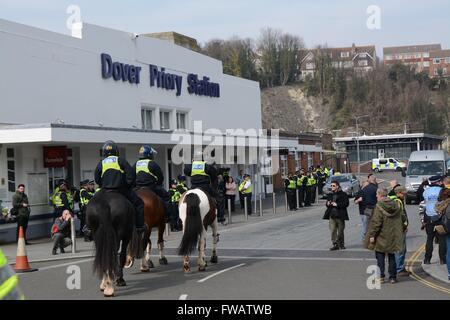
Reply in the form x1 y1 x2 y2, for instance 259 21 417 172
0 19 323 242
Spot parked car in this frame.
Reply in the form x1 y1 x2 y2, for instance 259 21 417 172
322 173 361 198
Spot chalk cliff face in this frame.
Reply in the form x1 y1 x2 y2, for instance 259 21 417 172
261 84 329 134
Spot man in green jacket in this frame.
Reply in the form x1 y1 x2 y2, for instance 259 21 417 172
366 188 407 284
12 184 31 244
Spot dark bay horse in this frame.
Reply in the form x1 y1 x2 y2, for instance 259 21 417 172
86 190 142 297
125 187 168 272
178 189 219 272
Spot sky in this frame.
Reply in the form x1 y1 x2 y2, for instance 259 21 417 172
1 0 449 57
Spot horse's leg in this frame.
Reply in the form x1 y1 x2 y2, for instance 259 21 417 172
146 236 155 269
197 230 207 271
158 222 168 265
140 229 151 272
103 272 115 297
100 275 106 292
210 218 219 264
116 240 127 287
183 255 190 273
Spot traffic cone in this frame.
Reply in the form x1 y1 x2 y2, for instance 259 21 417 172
14 226 38 273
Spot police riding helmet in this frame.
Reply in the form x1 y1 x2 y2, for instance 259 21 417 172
169 179 178 186
102 140 119 157
139 145 155 159
177 175 186 182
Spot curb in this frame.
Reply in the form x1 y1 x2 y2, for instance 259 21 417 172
421 262 450 284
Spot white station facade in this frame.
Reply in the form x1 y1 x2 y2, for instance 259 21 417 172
0 19 318 242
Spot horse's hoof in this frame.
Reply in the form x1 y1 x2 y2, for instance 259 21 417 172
210 255 218 264
140 267 150 272
104 292 115 298
116 279 126 287
103 287 115 297
148 260 155 268
159 257 168 265
124 257 134 269
183 265 190 273
198 266 206 272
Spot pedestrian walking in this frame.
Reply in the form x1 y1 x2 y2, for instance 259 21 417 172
390 186 410 276
12 184 31 244
354 181 369 242
323 180 349 250
365 188 406 284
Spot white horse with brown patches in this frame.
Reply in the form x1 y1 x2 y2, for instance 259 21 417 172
178 189 219 272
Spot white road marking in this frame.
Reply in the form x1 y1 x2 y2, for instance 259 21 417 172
179 294 188 300
18 258 94 273
198 263 246 283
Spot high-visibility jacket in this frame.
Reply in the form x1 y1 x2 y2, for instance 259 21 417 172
135 159 159 181
307 176 316 186
177 182 188 194
67 192 74 211
287 179 297 189
324 168 330 178
239 181 253 194
52 189 64 209
79 188 94 209
101 156 124 177
0 249 24 300
297 176 307 187
191 161 209 177
170 188 181 203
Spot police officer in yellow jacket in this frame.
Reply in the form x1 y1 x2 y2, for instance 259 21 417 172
297 169 308 207
0 249 24 300
52 181 72 220
285 173 297 211
79 179 95 241
94 140 145 231
168 179 182 232
183 150 218 200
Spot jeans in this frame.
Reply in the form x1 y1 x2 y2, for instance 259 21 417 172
360 215 368 241
395 232 407 272
375 251 397 279
446 235 450 277
225 195 235 212
329 218 345 247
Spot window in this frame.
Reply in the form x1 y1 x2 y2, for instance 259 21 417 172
423 61 430 67
343 61 353 68
332 61 339 68
341 52 350 58
423 52 430 58
434 58 441 64
141 108 153 130
446 57 450 64
379 159 388 165
358 60 368 66
359 53 367 58
305 62 315 70
160 111 171 130
434 69 439 76
7 148 15 192
176 112 187 129
385 55 393 61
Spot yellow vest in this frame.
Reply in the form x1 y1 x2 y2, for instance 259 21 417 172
287 179 296 189
191 161 208 176
0 250 24 300
101 156 124 177
239 180 253 193
136 159 158 181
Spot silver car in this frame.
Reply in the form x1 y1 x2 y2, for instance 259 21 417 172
322 174 361 198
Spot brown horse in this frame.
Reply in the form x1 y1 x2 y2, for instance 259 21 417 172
125 187 168 272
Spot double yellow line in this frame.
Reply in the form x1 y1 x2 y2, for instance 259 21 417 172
407 243 450 295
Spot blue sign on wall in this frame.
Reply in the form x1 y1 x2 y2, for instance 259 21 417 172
100 53 220 98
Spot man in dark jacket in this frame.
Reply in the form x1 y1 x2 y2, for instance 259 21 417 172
323 180 349 250
94 140 145 231
78 180 94 241
217 174 227 224
51 210 72 255
183 150 218 200
12 184 31 244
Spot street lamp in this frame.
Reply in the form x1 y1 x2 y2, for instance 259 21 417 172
354 115 369 180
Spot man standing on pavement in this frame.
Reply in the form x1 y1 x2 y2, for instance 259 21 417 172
366 188 406 284
390 186 410 276
239 174 253 215
323 180 349 250
422 175 447 265
12 184 31 244
297 169 308 207
285 173 297 211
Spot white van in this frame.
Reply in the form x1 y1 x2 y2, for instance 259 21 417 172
372 158 406 172
405 150 450 204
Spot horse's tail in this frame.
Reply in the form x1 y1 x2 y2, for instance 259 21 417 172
92 201 118 279
128 223 145 260
178 193 203 256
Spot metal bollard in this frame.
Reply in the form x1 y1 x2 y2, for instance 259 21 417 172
228 198 232 224
166 223 170 237
296 188 300 209
244 196 248 221
70 217 76 254
259 194 263 217
285 192 288 213
273 192 276 215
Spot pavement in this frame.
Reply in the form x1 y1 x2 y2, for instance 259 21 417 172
422 247 450 284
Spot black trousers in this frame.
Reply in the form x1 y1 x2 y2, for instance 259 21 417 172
298 187 305 207
217 197 225 221
16 214 29 242
239 192 244 209
242 193 252 215
375 251 397 279
310 186 316 203
305 187 312 206
287 190 296 209
225 194 236 212
168 202 181 230
425 221 447 261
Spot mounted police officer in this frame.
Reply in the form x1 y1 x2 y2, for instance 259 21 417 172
133 145 170 221
183 149 218 201
93 140 145 232
79 179 95 241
